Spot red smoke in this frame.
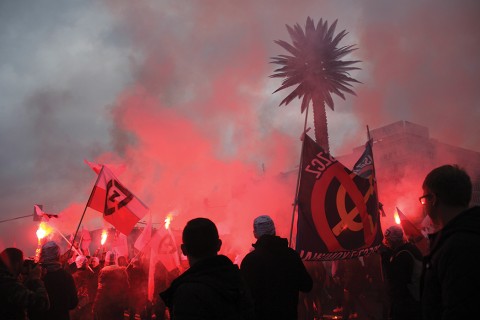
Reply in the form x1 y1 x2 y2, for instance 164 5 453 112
3 1 478 256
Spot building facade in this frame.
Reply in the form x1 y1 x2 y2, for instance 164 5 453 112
340 121 480 224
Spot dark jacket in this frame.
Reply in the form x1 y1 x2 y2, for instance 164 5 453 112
93 265 130 320
240 235 313 320
30 264 78 320
160 255 254 320
0 263 50 320
421 206 480 320
382 242 422 320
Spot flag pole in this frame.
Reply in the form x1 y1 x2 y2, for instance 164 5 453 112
127 216 155 269
367 125 387 284
367 126 385 217
68 165 105 263
49 223 94 273
288 106 310 247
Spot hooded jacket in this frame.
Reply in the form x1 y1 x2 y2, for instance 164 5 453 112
421 206 480 320
160 255 254 320
240 235 313 320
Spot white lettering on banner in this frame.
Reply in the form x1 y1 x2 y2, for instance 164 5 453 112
356 156 372 170
299 245 381 261
304 151 337 179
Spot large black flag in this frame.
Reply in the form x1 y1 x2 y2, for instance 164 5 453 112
296 135 383 261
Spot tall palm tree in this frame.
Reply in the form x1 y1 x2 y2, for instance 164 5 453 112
271 17 361 153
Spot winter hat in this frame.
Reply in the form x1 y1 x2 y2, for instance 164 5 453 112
40 241 61 263
90 257 100 268
75 255 87 269
105 251 116 266
253 215 276 238
384 225 404 243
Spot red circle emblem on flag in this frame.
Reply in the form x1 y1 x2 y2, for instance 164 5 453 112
310 162 377 252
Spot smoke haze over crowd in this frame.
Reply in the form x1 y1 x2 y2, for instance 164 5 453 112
1 0 479 255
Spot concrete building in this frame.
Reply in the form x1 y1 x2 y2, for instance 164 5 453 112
339 120 480 222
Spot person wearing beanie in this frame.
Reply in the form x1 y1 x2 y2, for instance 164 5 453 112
381 225 422 320
29 241 78 320
92 250 130 320
241 215 312 320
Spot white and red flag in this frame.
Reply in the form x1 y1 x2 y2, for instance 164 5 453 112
87 166 149 235
84 159 126 176
33 204 58 222
134 212 153 252
79 227 92 256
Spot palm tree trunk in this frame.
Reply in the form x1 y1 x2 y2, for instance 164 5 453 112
312 100 330 153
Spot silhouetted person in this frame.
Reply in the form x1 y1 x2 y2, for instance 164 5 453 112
0 248 50 319
127 258 148 320
298 260 326 319
30 241 78 320
381 225 422 320
71 255 94 320
334 258 366 320
160 217 254 319
421 164 480 319
240 215 313 320
92 251 130 320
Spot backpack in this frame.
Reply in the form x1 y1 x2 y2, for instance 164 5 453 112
394 249 423 301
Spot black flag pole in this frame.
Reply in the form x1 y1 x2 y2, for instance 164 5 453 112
367 126 385 217
288 106 310 247
367 125 387 283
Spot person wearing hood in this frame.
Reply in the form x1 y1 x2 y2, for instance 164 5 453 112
0 248 50 319
160 217 254 320
421 164 480 319
30 241 78 320
240 215 313 320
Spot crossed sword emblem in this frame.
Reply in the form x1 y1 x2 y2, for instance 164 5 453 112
331 174 376 236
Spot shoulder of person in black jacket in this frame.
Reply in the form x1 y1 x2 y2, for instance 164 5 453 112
0 248 50 320
160 217 254 320
420 165 480 320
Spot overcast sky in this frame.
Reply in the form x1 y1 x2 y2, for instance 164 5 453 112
1 0 479 254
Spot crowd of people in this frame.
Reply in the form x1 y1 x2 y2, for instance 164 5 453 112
0 164 479 319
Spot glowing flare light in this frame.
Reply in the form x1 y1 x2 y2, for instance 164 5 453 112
164 213 173 230
36 222 52 240
100 230 108 246
394 211 401 225
35 222 52 261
